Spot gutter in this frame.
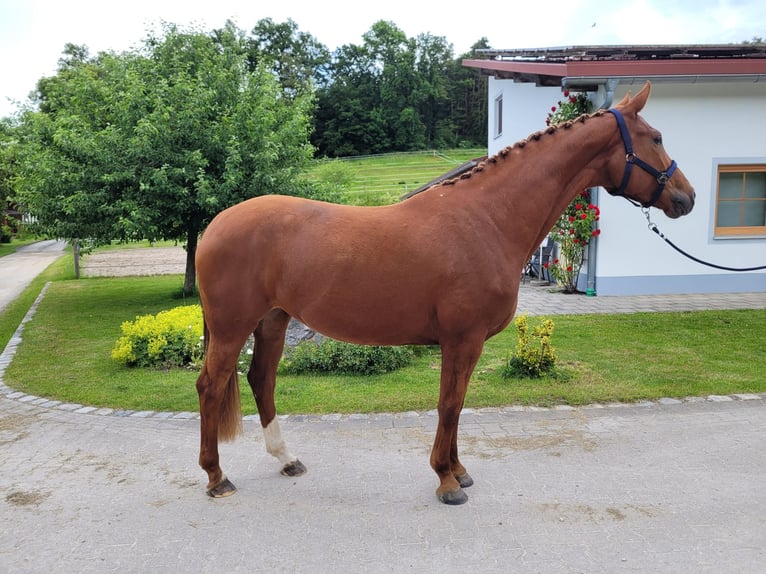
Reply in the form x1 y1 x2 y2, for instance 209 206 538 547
563 74 766 90
583 78 618 296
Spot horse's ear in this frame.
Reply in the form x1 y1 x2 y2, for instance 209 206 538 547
617 91 631 107
625 81 652 113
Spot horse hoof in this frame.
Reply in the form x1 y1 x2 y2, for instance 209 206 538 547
281 459 307 477
456 472 474 488
207 477 237 498
438 487 468 505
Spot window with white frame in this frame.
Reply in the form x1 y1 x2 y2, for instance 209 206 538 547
494 94 503 138
714 164 766 236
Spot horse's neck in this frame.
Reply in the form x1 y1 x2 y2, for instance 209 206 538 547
475 115 615 257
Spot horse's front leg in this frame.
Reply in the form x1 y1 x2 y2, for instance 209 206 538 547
248 310 307 477
431 336 484 505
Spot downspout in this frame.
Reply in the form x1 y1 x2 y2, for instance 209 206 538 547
585 78 618 296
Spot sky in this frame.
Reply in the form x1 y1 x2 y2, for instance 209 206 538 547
1 0 764 118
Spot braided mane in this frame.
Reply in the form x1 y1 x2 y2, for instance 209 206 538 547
439 109 608 187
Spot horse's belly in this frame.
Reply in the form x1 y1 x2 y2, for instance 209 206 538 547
289 296 437 347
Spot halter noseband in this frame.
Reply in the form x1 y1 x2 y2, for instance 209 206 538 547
607 108 677 208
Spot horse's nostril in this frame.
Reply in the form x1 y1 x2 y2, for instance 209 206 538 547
672 194 693 216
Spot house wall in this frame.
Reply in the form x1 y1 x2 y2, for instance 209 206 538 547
488 78 766 296
488 78 561 152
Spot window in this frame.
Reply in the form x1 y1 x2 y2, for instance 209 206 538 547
714 165 766 236
494 94 503 138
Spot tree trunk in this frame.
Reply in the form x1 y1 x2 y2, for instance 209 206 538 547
73 239 80 279
183 227 198 296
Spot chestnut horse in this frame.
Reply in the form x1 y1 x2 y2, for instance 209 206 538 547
195 81 694 505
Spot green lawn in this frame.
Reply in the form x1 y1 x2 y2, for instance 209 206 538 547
308 149 486 205
0 236 43 258
4 273 764 414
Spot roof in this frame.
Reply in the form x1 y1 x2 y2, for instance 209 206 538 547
462 44 766 90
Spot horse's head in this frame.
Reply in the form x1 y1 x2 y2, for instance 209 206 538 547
603 81 695 219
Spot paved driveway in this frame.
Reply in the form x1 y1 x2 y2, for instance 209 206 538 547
0 240 66 312
1 395 764 573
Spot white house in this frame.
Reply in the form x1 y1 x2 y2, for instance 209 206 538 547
463 45 766 296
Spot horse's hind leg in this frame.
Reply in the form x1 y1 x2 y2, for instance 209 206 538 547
247 309 307 477
196 335 245 497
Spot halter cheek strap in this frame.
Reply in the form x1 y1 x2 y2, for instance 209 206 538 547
607 108 678 208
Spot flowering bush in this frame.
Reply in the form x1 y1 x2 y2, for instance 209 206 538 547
502 315 556 378
112 305 204 368
546 90 590 126
546 194 601 292
544 90 600 293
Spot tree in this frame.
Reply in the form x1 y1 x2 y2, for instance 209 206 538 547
448 38 490 148
0 118 20 241
17 44 131 265
312 24 489 157
413 33 454 149
246 18 331 97
17 23 315 294
128 23 315 294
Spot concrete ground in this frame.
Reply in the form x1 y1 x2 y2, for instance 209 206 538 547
0 244 765 573
0 240 66 312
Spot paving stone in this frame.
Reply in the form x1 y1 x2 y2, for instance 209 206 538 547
659 397 683 405
708 394 735 402
56 403 83 411
732 393 762 401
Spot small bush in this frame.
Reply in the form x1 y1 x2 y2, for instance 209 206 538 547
0 223 12 243
281 339 415 376
112 305 203 368
502 315 557 378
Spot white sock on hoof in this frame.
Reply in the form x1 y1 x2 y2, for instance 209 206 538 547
263 418 298 466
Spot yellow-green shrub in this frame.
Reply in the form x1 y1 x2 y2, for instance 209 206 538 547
112 305 203 368
502 315 557 378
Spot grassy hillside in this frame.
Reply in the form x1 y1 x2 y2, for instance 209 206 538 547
307 149 487 206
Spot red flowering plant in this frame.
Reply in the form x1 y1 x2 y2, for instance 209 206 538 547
545 193 601 292
546 90 590 126
543 90 600 293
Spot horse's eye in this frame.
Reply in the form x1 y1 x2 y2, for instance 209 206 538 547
653 135 663 145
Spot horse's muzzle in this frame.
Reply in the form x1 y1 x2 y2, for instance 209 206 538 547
668 188 695 219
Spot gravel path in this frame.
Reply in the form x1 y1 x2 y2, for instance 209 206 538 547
81 246 187 277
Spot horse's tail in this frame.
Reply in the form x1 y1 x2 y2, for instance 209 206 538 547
218 369 243 442
201 310 242 442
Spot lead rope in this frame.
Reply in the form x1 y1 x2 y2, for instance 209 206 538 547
642 208 766 272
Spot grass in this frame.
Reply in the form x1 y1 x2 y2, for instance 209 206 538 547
4 273 765 414
0 253 75 352
308 149 486 205
0 236 44 258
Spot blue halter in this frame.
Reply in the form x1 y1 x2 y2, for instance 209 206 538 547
607 108 678 208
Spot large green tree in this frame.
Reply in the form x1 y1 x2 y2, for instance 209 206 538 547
312 21 488 156
449 38 490 148
18 23 314 294
246 18 331 97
